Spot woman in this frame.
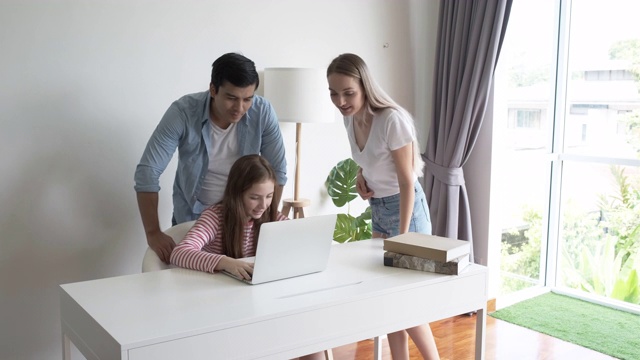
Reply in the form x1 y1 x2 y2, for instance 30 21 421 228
327 53 439 360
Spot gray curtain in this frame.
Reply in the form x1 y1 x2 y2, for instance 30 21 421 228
423 0 512 260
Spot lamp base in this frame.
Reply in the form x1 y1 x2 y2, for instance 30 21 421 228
281 198 311 219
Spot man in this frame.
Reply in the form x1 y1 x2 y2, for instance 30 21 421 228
134 53 287 263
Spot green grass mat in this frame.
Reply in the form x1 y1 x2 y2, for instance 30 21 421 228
490 292 640 360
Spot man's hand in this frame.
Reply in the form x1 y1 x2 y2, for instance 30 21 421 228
217 257 254 280
356 170 374 200
137 192 175 263
147 231 176 264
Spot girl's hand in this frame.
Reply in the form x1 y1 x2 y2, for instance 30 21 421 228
218 257 254 280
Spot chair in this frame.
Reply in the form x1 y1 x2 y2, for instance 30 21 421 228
141 220 196 272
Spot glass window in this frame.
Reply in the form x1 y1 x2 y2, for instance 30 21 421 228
557 0 640 308
564 0 640 159
558 162 640 305
515 109 541 129
493 0 557 297
494 0 640 311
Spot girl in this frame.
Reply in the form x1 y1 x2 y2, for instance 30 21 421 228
170 154 325 360
327 53 439 360
170 154 285 279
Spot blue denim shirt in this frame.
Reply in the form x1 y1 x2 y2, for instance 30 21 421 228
134 90 287 223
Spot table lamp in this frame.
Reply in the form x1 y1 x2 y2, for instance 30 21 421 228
264 67 333 218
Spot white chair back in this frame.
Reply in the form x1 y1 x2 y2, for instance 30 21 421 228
141 220 196 272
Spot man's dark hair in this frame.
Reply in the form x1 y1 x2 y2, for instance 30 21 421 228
211 53 259 92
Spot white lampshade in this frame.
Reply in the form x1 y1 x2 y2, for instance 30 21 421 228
264 68 334 124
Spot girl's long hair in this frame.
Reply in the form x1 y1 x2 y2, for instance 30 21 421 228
220 154 278 258
327 53 424 177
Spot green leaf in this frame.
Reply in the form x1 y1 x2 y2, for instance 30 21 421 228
624 270 639 303
611 279 629 301
325 158 359 207
356 206 372 222
333 214 356 243
332 213 372 243
325 158 372 243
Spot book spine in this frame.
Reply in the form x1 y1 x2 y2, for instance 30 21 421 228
383 251 467 275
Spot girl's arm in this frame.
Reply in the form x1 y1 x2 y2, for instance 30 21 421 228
391 143 415 234
218 212 289 280
170 210 224 273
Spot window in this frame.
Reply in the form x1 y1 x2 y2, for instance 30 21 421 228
515 109 541 129
493 0 640 312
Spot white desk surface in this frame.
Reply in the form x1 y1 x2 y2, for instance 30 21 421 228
60 239 487 360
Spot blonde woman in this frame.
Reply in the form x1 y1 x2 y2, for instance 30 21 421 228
327 53 438 360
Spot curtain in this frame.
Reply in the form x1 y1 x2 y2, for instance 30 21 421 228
422 0 512 261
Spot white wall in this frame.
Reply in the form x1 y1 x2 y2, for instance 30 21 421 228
0 1 439 359
410 0 439 148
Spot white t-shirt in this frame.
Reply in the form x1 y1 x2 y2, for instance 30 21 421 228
344 107 419 198
197 123 240 206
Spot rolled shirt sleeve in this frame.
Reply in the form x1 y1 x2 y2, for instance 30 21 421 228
134 103 190 192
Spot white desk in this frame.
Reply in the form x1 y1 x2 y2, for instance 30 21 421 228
60 239 487 360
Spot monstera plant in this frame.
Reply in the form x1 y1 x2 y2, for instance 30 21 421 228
325 158 372 243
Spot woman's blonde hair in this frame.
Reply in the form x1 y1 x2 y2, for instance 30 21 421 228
327 53 424 177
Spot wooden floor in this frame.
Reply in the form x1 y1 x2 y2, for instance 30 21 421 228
330 313 616 360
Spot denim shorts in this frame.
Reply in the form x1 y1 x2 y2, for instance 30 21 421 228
369 181 432 237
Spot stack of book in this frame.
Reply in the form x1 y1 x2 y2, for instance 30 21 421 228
383 232 471 275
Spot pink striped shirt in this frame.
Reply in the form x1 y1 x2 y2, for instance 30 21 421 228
170 204 287 273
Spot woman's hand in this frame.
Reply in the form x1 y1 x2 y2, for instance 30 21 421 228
217 257 254 280
356 168 374 200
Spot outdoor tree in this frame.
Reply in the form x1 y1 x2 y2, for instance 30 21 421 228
500 166 640 305
609 38 640 88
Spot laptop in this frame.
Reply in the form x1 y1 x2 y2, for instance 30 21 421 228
222 214 337 285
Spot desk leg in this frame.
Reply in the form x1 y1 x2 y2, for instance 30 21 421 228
62 332 71 360
475 308 486 360
373 336 382 360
